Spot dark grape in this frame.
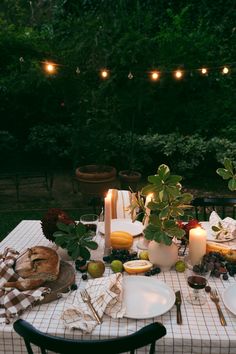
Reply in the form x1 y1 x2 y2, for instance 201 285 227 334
145 271 152 276
222 273 229 280
82 273 88 280
103 256 111 263
205 285 211 293
70 283 78 291
75 258 86 267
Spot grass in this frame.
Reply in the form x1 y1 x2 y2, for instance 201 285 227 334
0 208 95 242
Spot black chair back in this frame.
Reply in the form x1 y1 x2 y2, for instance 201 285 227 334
13 319 166 354
191 197 236 220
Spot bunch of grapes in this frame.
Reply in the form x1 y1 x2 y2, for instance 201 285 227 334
193 251 236 280
144 267 161 276
103 249 138 264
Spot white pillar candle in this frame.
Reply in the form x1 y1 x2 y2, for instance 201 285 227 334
104 192 112 252
189 226 207 266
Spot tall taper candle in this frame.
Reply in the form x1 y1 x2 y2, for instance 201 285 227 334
189 226 207 266
104 192 112 254
144 193 153 227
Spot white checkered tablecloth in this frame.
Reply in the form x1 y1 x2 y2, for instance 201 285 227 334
0 220 235 354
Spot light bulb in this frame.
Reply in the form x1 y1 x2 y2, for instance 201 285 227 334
222 66 229 74
175 70 183 79
201 68 208 75
44 62 56 74
101 69 109 79
151 71 159 80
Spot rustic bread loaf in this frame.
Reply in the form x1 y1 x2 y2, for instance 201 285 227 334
4 246 60 291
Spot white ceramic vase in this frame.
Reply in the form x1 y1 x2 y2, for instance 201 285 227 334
148 240 178 271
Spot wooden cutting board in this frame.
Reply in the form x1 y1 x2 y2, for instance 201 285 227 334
39 260 76 304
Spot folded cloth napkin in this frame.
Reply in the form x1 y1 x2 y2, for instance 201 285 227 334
0 248 50 324
61 272 125 333
209 211 236 240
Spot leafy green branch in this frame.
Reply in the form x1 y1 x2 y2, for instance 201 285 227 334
53 222 98 261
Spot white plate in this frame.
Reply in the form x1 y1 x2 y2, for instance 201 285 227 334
123 276 175 319
223 284 236 315
201 221 235 243
99 219 143 237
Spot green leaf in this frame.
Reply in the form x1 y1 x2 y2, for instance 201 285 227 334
224 158 233 174
53 231 67 238
83 241 98 250
228 178 236 191
147 175 163 187
79 247 91 260
167 175 182 185
216 168 232 180
158 164 170 180
56 222 70 233
159 206 169 219
212 226 221 232
71 247 81 260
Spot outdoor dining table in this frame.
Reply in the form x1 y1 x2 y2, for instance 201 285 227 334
0 220 235 354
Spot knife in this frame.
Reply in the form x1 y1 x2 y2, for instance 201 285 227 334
175 290 183 325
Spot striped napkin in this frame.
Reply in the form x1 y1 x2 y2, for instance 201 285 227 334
0 248 50 324
61 273 125 333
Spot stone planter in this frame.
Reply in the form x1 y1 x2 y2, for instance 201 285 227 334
75 165 117 198
148 240 178 271
118 170 142 192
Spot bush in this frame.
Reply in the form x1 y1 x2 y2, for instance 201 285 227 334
25 124 74 167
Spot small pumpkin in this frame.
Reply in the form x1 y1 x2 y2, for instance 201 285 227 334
110 231 133 250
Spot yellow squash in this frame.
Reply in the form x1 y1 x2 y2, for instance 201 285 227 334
110 231 133 250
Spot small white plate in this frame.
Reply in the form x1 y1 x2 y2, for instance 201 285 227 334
99 219 143 237
123 276 175 319
201 221 235 243
223 284 236 315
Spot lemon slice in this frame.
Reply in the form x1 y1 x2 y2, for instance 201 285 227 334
123 260 153 274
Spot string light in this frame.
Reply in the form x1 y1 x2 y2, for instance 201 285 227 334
200 67 208 75
100 69 109 79
150 71 159 81
44 62 56 74
222 66 229 74
174 70 183 79
76 67 80 74
128 72 134 79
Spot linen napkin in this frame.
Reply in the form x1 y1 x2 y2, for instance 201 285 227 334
209 211 236 241
0 248 50 324
61 272 125 333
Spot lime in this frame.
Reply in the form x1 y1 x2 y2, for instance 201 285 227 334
175 260 186 273
139 251 149 260
111 260 123 273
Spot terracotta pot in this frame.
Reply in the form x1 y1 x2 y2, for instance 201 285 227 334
148 240 178 271
118 170 142 192
75 165 117 197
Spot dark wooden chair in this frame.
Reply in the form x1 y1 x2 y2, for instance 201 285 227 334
191 197 236 221
13 319 166 354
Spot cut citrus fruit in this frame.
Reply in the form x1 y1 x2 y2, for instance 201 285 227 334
123 260 153 274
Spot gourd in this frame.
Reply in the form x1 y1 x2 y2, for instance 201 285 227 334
110 231 133 250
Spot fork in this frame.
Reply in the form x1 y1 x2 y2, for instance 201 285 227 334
80 289 102 324
210 289 227 326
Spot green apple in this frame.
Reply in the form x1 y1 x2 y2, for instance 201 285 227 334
87 260 105 278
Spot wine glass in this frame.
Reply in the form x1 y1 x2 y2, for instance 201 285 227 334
80 214 99 233
186 266 210 306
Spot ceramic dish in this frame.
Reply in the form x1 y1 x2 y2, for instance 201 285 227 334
99 219 143 237
122 276 175 319
222 284 236 315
